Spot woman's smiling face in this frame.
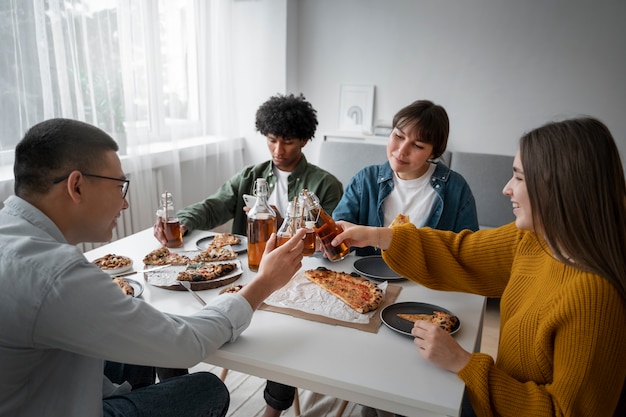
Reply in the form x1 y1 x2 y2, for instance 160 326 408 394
502 151 534 231
386 123 434 180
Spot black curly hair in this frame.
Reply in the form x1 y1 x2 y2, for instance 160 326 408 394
255 93 318 141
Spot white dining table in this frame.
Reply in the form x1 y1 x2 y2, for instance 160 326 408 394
86 228 486 417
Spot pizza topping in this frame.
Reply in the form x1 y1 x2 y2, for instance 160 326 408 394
177 262 237 282
113 277 135 296
192 247 237 263
397 310 459 333
93 254 132 270
304 267 384 314
143 247 190 266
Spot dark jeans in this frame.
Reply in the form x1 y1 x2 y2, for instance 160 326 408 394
103 372 229 417
264 380 295 411
104 362 189 387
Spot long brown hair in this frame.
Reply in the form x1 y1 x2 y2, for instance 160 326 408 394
520 117 626 300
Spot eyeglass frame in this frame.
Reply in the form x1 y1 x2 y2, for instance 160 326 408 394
52 172 130 199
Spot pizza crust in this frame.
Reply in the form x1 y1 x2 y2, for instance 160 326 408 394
113 277 134 296
304 267 383 314
397 311 459 333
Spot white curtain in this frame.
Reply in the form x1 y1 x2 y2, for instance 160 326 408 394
1 0 244 248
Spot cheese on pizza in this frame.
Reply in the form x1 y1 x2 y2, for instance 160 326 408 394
143 247 190 266
304 267 384 314
93 253 132 270
389 213 410 228
113 277 134 296
192 247 237 262
397 311 459 333
177 262 237 282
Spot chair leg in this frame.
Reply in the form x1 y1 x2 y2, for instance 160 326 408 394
219 368 229 381
293 389 301 416
335 399 348 417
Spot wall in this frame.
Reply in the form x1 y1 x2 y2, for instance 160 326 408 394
289 0 626 162
232 0 288 166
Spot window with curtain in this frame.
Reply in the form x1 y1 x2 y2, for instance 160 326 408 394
1 0 244 246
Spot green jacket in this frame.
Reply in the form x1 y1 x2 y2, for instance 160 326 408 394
178 155 344 235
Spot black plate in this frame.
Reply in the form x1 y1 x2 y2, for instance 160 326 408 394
380 302 460 336
196 234 247 253
353 255 404 280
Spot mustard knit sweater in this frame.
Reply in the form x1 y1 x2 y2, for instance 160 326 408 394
382 223 626 417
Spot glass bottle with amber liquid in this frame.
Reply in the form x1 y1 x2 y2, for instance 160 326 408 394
157 191 183 248
246 178 277 271
276 200 301 247
300 189 350 261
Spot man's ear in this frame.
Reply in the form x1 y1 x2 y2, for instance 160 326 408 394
65 171 84 203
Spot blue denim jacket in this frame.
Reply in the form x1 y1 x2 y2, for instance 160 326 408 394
332 160 479 255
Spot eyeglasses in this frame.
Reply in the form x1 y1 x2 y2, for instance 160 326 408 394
52 172 130 199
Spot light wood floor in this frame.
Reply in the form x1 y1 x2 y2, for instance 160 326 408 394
190 298 500 417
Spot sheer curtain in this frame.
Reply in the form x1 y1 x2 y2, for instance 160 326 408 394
1 0 244 248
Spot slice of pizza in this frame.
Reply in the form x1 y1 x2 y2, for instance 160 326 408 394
177 262 237 282
113 277 135 296
93 253 132 270
389 213 410 228
210 233 241 248
431 311 459 333
143 247 190 266
192 247 237 262
397 310 459 333
396 313 433 323
304 267 384 314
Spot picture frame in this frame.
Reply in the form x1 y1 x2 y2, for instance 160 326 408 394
338 84 375 133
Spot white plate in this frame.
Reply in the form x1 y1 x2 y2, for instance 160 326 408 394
196 234 248 253
380 302 461 336
353 256 404 281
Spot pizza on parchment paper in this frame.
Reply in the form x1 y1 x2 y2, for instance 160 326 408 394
143 247 191 266
304 267 384 314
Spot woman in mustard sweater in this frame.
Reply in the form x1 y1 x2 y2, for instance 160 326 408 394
332 117 626 417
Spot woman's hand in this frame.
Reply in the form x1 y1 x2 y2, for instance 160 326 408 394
411 321 471 373
331 221 393 250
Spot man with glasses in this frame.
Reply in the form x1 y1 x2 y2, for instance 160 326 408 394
0 118 306 417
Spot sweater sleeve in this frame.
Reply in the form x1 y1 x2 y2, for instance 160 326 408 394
382 222 522 297
458 276 626 416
